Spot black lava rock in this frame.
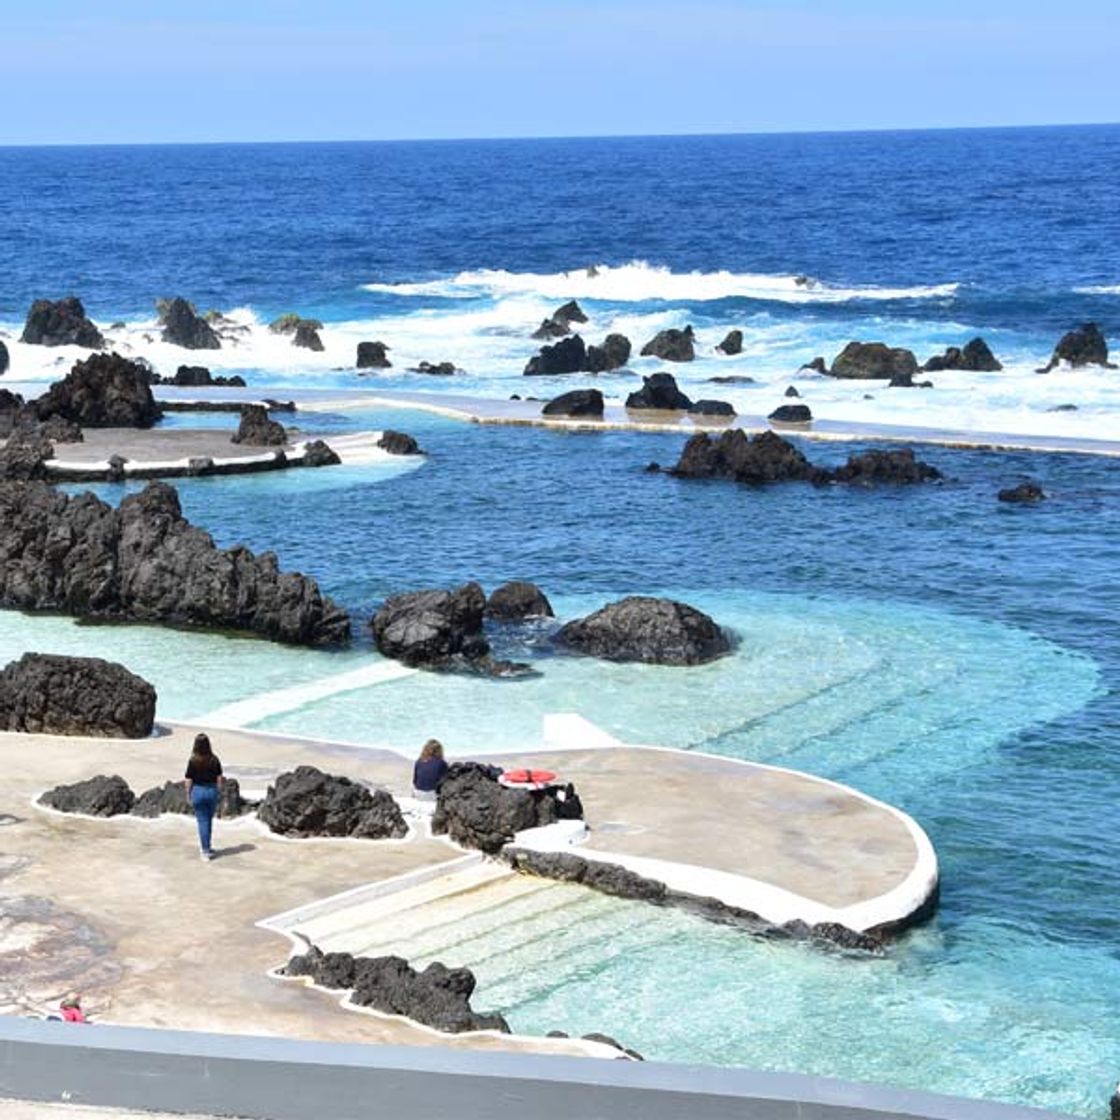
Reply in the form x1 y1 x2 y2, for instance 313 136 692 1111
232 403 287 446
640 326 695 362
689 399 736 417
998 481 1045 503
716 329 743 355
1038 322 1115 372
409 361 458 376
0 340 8 375
552 300 588 326
39 775 136 816
626 372 693 410
485 580 554 620
800 357 828 373
769 403 812 422
21 297 105 349
586 333 631 373
35 352 162 428
0 480 351 646
784 385 800 397
283 945 510 1034
293 323 325 351
259 766 407 839
830 448 942 485
0 654 155 738
923 337 1002 372
0 429 54 481
541 389 604 417
372 582 528 676
524 335 588 375
672 429 827 485
356 341 391 369
301 440 341 467
166 365 246 388
432 762 582 855
829 342 919 379
556 596 730 665
377 430 423 455
131 778 252 818
158 297 221 350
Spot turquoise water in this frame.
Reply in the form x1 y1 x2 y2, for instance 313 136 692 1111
5 128 1120 1113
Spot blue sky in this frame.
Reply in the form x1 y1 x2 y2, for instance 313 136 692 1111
5 1 1119 144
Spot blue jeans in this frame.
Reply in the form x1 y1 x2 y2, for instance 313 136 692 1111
190 784 219 853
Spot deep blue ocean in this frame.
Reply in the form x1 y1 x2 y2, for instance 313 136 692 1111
1 127 1119 1114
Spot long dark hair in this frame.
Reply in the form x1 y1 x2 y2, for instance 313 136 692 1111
190 732 214 765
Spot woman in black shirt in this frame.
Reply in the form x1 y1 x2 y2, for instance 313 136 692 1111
184 733 224 861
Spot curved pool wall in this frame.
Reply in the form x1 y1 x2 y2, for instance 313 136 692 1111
9 405 1120 1115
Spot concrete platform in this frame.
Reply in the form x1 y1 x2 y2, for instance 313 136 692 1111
0 719 936 1050
296 388 1120 457
24 428 393 480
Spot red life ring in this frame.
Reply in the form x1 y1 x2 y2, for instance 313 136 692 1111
501 769 557 785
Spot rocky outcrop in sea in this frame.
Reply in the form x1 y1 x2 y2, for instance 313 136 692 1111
0 480 350 646
1037 322 1115 372
586 333 631 372
670 429 941 487
541 388 604 417
923 337 1002 372
626 372 693 410
158 297 221 350
640 326 695 362
556 596 731 665
21 297 105 349
716 329 743 355
484 580 554 620
829 341 919 380
356 341 391 369
0 653 156 738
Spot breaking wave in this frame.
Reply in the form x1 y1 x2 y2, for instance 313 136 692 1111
363 261 960 305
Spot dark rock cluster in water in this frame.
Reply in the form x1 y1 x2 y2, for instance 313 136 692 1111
0 653 156 738
431 761 584 855
371 581 532 677
377 429 424 455
531 299 588 340
524 330 632 375
640 326 695 362
158 297 221 350
155 365 246 388
541 388 604 417
283 944 510 1034
1037 322 1116 373
556 595 731 666
232 403 287 446
35 352 162 428
258 766 407 839
356 340 391 369
768 403 812 423
829 341 919 380
923 337 1002 372
670 428 942 487
716 329 743 355
626 371 693 410
21 297 105 349
998 481 1046 503
484 580 554 620
0 480 350 646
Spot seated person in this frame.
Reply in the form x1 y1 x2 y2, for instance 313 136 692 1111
59 996 87 1023
413 738 448 801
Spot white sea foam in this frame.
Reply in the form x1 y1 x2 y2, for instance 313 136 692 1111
362 261 960 304
1074 284 1120 295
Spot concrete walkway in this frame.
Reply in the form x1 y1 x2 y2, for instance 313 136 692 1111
0 721 935 1051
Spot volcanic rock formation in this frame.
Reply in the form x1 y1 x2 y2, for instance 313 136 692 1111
158 298 221 350
35 352 162 428
21 297 105 349
258 766 407 839
0 480 350 645
0 654 156 738
556 596 731 665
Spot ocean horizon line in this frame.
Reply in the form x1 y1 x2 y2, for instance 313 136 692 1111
2 118 1119 152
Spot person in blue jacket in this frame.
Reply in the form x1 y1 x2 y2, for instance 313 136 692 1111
413 739 448 801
